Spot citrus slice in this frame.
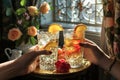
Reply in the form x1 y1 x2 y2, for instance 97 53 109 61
43 39 58 50
64 38 72 47
74 24 87 32
48 23 63 34
73 24 87 39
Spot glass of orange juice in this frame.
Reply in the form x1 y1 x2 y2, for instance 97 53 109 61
63 26 86 68
37 30 59 70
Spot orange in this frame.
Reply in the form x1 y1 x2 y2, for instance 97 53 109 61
74 24 87 32
48 23 63 34
64 38 72 47
73 24 87 39
43 39 58 50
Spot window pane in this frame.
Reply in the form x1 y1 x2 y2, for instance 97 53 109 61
54 0 103 25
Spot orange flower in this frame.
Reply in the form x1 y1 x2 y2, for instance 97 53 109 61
28 6 38 16
27 26 37 36
40 2 50 14
8 28 22 41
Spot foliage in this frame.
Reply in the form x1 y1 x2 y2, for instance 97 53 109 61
6 0 50 47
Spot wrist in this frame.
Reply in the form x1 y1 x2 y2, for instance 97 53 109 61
98 56 114 71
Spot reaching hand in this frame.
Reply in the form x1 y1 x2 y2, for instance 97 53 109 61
79 39 109 65
80 39 120 80
14 45 52 75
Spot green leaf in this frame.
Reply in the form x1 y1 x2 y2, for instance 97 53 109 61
36 24 40 29
29 37 37 45
6 8 12 16
15 8 26 15
20 0 27 6
50 6 54 10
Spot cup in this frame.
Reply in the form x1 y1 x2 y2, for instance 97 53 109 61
4 48 22 60
63 29 85 68
37 30 59 70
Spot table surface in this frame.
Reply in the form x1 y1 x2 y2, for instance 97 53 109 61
31 59 91 80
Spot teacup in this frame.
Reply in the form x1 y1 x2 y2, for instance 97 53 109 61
4 48 22 60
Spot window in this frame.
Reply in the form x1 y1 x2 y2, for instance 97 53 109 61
53 0 103 26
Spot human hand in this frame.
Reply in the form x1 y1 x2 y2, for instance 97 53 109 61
79 39 109 65
14 45 52 75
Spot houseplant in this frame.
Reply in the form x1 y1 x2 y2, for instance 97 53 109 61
6 0 50 51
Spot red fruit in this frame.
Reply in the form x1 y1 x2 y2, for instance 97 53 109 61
73 44 81 52
58 48 66 59
58 54 66 60
55 59 71 73
58 48 63 54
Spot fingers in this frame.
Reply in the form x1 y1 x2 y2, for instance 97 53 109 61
79 42 93 48
80 38 97 47
84 38 96 44
35 50 52 55
29 45 52 55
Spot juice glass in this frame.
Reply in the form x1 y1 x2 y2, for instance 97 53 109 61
37 30 59 70
63 29 85 68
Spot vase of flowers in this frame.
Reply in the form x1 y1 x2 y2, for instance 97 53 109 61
7 0 50 53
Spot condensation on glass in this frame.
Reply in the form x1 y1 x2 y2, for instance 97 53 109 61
53 0 103 25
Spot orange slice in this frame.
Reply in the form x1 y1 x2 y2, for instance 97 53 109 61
43 39 58 50
73 24 87 39
64 38 72 47
48 23 63 34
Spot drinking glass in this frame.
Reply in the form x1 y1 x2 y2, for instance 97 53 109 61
37 30 59 70
63 29 85 68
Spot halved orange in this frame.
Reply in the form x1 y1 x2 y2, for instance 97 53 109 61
48 23 63 34
73 24 87 39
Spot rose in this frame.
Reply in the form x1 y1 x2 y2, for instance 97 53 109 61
27 26 37 36
8 28 22 41
40 2 50 14
27 6 39 16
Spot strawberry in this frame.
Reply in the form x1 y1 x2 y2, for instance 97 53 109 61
58 48 66 59
58 48 63 54
55 59 71 73
73 44 81 52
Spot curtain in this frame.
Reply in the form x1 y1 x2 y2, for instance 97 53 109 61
101 0 120 59
101 0 120 80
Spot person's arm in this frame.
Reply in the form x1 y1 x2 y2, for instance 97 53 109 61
98 56 120 80
0 46 52 80
110 59 120 80
80 39 120 80
0 60 21 80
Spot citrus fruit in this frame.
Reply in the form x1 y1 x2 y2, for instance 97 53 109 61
43 40 58 50
48 23 63 34
64 38 72 47
73 24 87 39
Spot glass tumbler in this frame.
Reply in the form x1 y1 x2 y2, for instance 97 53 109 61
37 30 59 70
63 29 85 68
